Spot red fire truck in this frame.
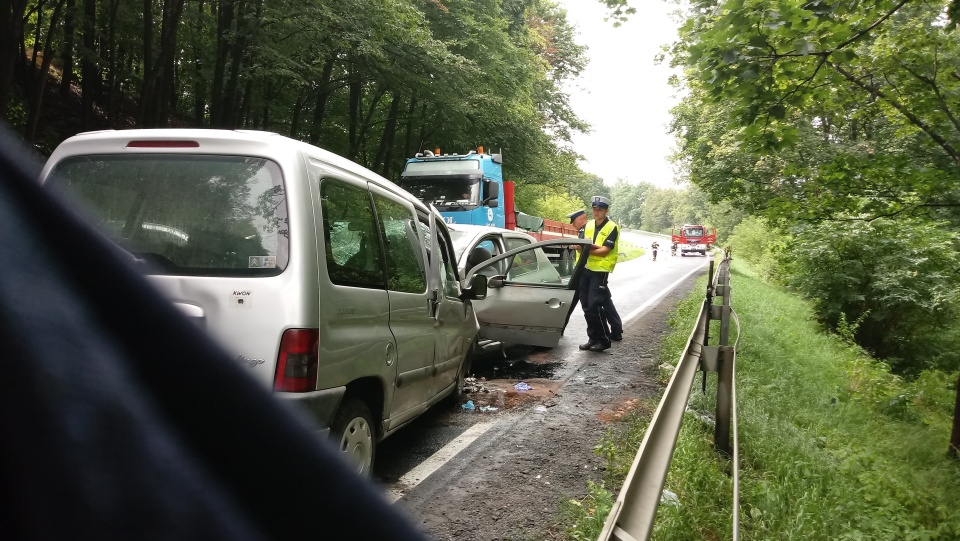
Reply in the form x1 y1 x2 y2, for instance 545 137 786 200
671 224 716 256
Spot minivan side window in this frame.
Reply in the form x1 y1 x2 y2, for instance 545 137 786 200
320 180 385 289
372 195 426 294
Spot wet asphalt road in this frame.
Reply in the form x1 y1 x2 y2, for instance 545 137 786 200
372 230 710 495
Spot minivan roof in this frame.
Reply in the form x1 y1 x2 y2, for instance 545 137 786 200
44 129 430 214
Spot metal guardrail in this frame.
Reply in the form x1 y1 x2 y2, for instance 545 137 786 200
597 252 738 541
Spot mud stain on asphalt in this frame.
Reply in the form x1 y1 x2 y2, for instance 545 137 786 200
595 397 657 423
461 377 564 411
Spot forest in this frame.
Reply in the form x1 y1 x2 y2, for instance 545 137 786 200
1 0 596 188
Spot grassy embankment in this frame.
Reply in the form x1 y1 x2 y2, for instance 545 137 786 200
618 240 644 262
559 258 960 540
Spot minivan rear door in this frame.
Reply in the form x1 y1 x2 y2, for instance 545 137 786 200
463 239 592 348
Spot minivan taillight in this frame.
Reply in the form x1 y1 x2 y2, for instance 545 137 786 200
273 329 319 392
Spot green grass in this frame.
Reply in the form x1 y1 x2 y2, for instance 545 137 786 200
557 258 960 540
618 240 645 262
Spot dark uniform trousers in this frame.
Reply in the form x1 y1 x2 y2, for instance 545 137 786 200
602 293 622 339
580 268 613 343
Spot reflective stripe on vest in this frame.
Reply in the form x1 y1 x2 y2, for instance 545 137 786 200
583 219 619 272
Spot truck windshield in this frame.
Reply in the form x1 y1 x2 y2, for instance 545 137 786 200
684 227 704 237
47 154 288 277
398 178 480 209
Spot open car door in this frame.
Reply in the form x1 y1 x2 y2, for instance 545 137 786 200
462 238 592 348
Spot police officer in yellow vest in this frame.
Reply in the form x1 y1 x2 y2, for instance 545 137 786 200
579 196 621 352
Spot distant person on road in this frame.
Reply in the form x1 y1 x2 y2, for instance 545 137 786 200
578 196 622 352
651 241 660 261
671 242 678 256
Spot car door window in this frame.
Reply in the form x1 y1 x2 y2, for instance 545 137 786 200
505 246 563 284
469 237 504 277
504 237 531 252
373 195 426 294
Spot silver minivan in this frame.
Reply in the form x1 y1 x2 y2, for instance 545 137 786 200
40 129 588 473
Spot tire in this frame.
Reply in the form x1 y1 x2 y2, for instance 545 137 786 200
330 397 376 476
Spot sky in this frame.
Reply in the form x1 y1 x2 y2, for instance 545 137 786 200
557 0 684 188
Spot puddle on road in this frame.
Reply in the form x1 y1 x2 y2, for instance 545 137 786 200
471 358 561 380
459 348 565 413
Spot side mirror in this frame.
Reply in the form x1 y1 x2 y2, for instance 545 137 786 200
487 275 506 289
484 181 500 206
462 274 488 300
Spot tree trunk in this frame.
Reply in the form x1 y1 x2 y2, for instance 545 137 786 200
158 0 187 125
30 3 44 70
356 85 385 162
27 0 69 143
417 101 429 152
239 77 254 127
308 55 336 145
0 0 30 116
222 1 250 128
347 64 361 160
59 0 76 99
210 0 233 126
105 0 120 126
192 0 206 125
376 91 401 178
289 89 306 138
403 93 417 159
950 368 960 460
81 0 98 129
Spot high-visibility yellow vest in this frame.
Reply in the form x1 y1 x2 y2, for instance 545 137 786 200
583 219 619 272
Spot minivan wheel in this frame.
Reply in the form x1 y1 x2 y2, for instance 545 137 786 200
331 398 376 476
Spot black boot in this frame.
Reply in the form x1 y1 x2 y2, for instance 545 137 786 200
588 341 611 352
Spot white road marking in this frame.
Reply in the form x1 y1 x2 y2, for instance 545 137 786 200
622 259 709 326
386 418 498 503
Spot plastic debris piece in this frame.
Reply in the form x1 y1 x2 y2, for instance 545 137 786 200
514 382 533 391
479 406 499 413
461 400 475 410
660 489 680 507
533 405 548 414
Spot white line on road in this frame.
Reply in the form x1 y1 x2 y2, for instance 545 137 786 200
622 258 710 326
385 418 498 503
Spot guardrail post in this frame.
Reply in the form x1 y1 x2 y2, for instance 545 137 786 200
702 258 715 393
714 258 733 455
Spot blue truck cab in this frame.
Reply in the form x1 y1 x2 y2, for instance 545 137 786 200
399 150 504 227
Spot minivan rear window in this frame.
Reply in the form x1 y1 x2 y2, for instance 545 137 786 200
48 154 289 277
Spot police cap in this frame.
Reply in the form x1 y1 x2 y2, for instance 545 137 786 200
591 195 611 208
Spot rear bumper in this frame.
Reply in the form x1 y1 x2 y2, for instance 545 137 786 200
277 386 347 432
